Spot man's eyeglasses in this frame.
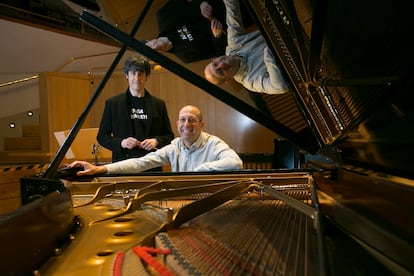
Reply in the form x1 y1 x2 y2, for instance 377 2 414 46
178 117 199 124
213 61 223 76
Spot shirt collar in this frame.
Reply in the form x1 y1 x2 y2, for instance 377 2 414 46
179 132 205 152
235 55 247 79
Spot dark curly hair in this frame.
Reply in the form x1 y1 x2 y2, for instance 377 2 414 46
123 54 151 76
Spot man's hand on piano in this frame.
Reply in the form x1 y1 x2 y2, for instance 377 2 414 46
67 161 107 176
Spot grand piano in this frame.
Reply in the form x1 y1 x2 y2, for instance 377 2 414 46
1 0 413 275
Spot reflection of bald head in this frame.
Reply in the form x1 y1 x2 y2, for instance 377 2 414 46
204 63 224 85
179 105 203 122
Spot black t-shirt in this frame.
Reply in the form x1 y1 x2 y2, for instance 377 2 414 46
129 94 149 140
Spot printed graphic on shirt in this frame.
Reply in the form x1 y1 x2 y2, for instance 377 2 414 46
177 25 193 41
130 108 148 120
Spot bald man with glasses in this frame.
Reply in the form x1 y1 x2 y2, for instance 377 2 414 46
204 0 290 95
68 105 243 175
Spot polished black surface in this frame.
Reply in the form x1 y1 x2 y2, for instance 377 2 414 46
0 189 75 275
244 0 414 179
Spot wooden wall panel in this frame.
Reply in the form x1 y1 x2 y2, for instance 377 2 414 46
39 72 93 155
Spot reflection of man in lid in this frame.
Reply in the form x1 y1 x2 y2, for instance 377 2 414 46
145 0 225 64
145 0 253 64
203 0 290 94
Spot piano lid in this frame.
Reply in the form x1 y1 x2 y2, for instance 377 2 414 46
242 0 414 178
76 0 413 179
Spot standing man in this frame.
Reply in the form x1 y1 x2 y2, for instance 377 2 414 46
97 54 174 168
69 105 243 175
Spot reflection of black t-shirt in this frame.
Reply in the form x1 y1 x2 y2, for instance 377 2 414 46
156 0 227 63
156 0 255 63
129 94 149 140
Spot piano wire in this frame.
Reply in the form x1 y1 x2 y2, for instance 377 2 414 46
151 186 312 275
230 201 282 274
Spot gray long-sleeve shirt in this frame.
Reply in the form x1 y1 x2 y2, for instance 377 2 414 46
105 131 243 173
224 0 290 94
